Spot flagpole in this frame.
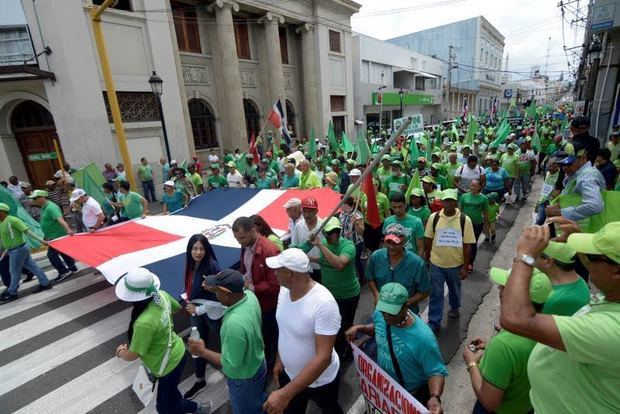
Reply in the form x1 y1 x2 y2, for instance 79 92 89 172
312 116 414 237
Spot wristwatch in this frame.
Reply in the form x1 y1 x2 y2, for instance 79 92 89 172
515 253 535 267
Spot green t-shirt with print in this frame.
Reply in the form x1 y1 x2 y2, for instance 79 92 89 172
383 174 410 200
459 192 489 225
0 215 29 250
208 174 228 189
40 201 67 240
122 191 144 219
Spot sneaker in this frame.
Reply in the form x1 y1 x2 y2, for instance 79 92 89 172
491 235 496 243
183 380 206 399
484 237 490 244
69 267 79 272
448 308 460 319
195 401 213 414
23 273 35 282
0 290 18 302
33 283 53 294
55 271 72 282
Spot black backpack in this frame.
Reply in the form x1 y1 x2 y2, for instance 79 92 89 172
431 211 466 236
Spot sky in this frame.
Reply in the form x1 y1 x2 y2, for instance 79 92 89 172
351 0 587 82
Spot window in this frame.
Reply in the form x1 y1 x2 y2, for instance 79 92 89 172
332 116 345 139
243 99 260 142
415 77 425 91
279 27 288 64
330 95 345 112
0 26 35 66
234 19 251 59
427 78 438 90
93 0 131 10
171 1 200 53
188 99 217 149
329 30 341 53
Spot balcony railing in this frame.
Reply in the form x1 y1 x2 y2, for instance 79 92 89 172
0 25 36 66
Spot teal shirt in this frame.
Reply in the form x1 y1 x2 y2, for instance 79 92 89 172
383 214 424 255
374 310 448 392
282 174 299 189
162 190 185 213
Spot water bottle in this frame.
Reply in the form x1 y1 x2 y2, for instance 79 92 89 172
189 327 200 359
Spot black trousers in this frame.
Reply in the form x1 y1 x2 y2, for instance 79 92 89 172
280 370 343 414
334 295 360 359
262 308 279 370
472 222 484 264
363 222 383 251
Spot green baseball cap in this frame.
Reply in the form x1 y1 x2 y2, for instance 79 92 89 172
226 161 235 167
376 282 408 315
0 203 9 212
431 162 442 170
28 189 49 199
567 222 620 264
490 267 553 304
381 154 391 161
323 217 342 233
210 163 220 170
487 192 498 201
422 175 436 184
346 159 356 165
331 159 341 166
441 188 458 201
543 241 576 264
390 159 403 167
410 188 425 197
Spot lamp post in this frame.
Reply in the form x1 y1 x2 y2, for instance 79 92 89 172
585 35 602 116
398 88 404 118
149 71 172 163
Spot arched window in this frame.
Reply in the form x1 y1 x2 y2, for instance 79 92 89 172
188 99 217 149
243 98 260 142
285 99 296 138
11 101 55 130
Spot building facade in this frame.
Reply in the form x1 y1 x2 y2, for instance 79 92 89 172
352 34 443 133
387 16 505 120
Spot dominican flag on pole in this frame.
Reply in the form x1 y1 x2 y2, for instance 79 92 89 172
490 97 498 121
267 98 292 148
462 98 469 118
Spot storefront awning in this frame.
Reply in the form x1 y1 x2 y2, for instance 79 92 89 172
0 65 55 83
415 71 437 79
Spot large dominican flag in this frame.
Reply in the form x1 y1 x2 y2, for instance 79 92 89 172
50 188 341 296
267 98 292 148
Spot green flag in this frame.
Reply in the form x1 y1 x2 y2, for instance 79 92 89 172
0 186 44 249
235 154 248 174
491 117 511 148
525 104 537 120
465 113 479 146
408 135 420 166
559 116 568 136
424 132 433 161
340 131 355 154
306 128 317 160
72 163 107 208
327 121 338 154
532 122 542 153
404 169 422 201
451 122 459 140
356 132 371 164
434 126 443 148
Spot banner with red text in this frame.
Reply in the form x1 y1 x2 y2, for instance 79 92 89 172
351 343 429 414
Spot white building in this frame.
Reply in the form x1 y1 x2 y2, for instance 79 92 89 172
352 34 444 134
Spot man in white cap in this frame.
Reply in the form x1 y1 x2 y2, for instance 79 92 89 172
70 189 105 232
226 161 244 188
282 198 302 238
264 249 343 414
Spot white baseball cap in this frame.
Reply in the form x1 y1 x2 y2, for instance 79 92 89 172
349 168 361 177
69 188 86 203
164 180 175 187
283 197 302 208
266 248 310 273
115 268 161 302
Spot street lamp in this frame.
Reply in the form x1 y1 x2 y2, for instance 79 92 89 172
398 88 405 117
149 71 172 163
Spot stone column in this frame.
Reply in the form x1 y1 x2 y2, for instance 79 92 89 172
299 23 320 138
261 12 285 126
212 0 246 150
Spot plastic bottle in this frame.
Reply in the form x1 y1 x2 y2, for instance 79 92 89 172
189 327 200 359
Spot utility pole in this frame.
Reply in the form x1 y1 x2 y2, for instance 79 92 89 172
544 36 551 103
446 45 456 120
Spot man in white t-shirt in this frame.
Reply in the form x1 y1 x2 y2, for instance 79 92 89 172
454 155 486 194
69 189 104 232
264 248 343 414
226 161 244 188
291 196 324 283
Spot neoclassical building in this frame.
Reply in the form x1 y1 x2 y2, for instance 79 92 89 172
0 0 359 188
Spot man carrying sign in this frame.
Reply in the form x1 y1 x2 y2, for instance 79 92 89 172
424 189 475 333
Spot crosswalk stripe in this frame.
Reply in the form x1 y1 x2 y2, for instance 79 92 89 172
0 270 103 320
0 285 118 352
0 308 131 397
18 263 89 291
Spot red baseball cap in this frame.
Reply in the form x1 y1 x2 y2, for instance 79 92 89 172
384 234 402 244
301 196 318 209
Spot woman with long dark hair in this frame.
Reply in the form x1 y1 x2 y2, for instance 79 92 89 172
250 214 283 251
181 234 222 400
115 268 212 413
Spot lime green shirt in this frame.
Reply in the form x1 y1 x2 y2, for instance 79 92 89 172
208 174 228 189
487 202 500 223
122 191 144 219
445 162 462 188
480 330 536 414
299 171 322 189
542 278 591 317
137 164 153 182
40 201 67 240
129 291 185 377
267 234 283 252
221 291 265 379
189 172 203 191
500 153 518 178
306 237 360 299
459 192 489 225
0 215 29 250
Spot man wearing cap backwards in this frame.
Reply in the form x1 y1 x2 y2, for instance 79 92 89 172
69 189 105 232
206 164 228 190
430 163 448 191
367 224 430 314
499 220 620 412
534 241 590 317
264 248 344 414
0 202 52 301
188 270 266 414
226 161 244 188
346 283 446 413
298 160 321 190
30 190 78 282
569 115 600 166
445 152 462 189
383 192 425 257
544 142 606 223
162 181 187 214
463 267 553 414
424 188 475 332
291 196 324 282
232 217 280 370
114 268 212 414
514 141 537 201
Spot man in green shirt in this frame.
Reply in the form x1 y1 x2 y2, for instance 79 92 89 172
376 154 392 186
0 202 51 301
382 160 410 200
137 157 157 202
189 269 266 414
31 190 78 282
187 163 204 194
430 163 448 190
383 192 425 257
445 153 461 189
207 164 228 189
298 160 321 189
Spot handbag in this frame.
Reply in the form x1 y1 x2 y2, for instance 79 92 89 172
385 324 405 386
132 296 174 407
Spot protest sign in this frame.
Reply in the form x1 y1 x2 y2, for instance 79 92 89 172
351 343 429 414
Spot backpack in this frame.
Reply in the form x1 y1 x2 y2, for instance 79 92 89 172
431 211 466 236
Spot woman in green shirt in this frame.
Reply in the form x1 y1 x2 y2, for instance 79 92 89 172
408 188 431 226
114 268 212 414
117 180 149 219
458 179 489 269
251 214 283 251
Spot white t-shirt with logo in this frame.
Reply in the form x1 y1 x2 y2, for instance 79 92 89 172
276 284 341 388
82 197 103 228
227 171 244 188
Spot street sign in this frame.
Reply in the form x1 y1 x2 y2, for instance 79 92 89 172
393 114 424 134
28 152 58 161
504 89 513 98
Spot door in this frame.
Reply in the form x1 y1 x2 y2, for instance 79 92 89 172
15 129 63 189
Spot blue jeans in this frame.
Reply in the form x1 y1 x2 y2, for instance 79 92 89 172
8 244 49 295
156 354 198 414
428 264 462 328
47 246 76 275
514 174 530 199
227 360 267 414
142 180 157 202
